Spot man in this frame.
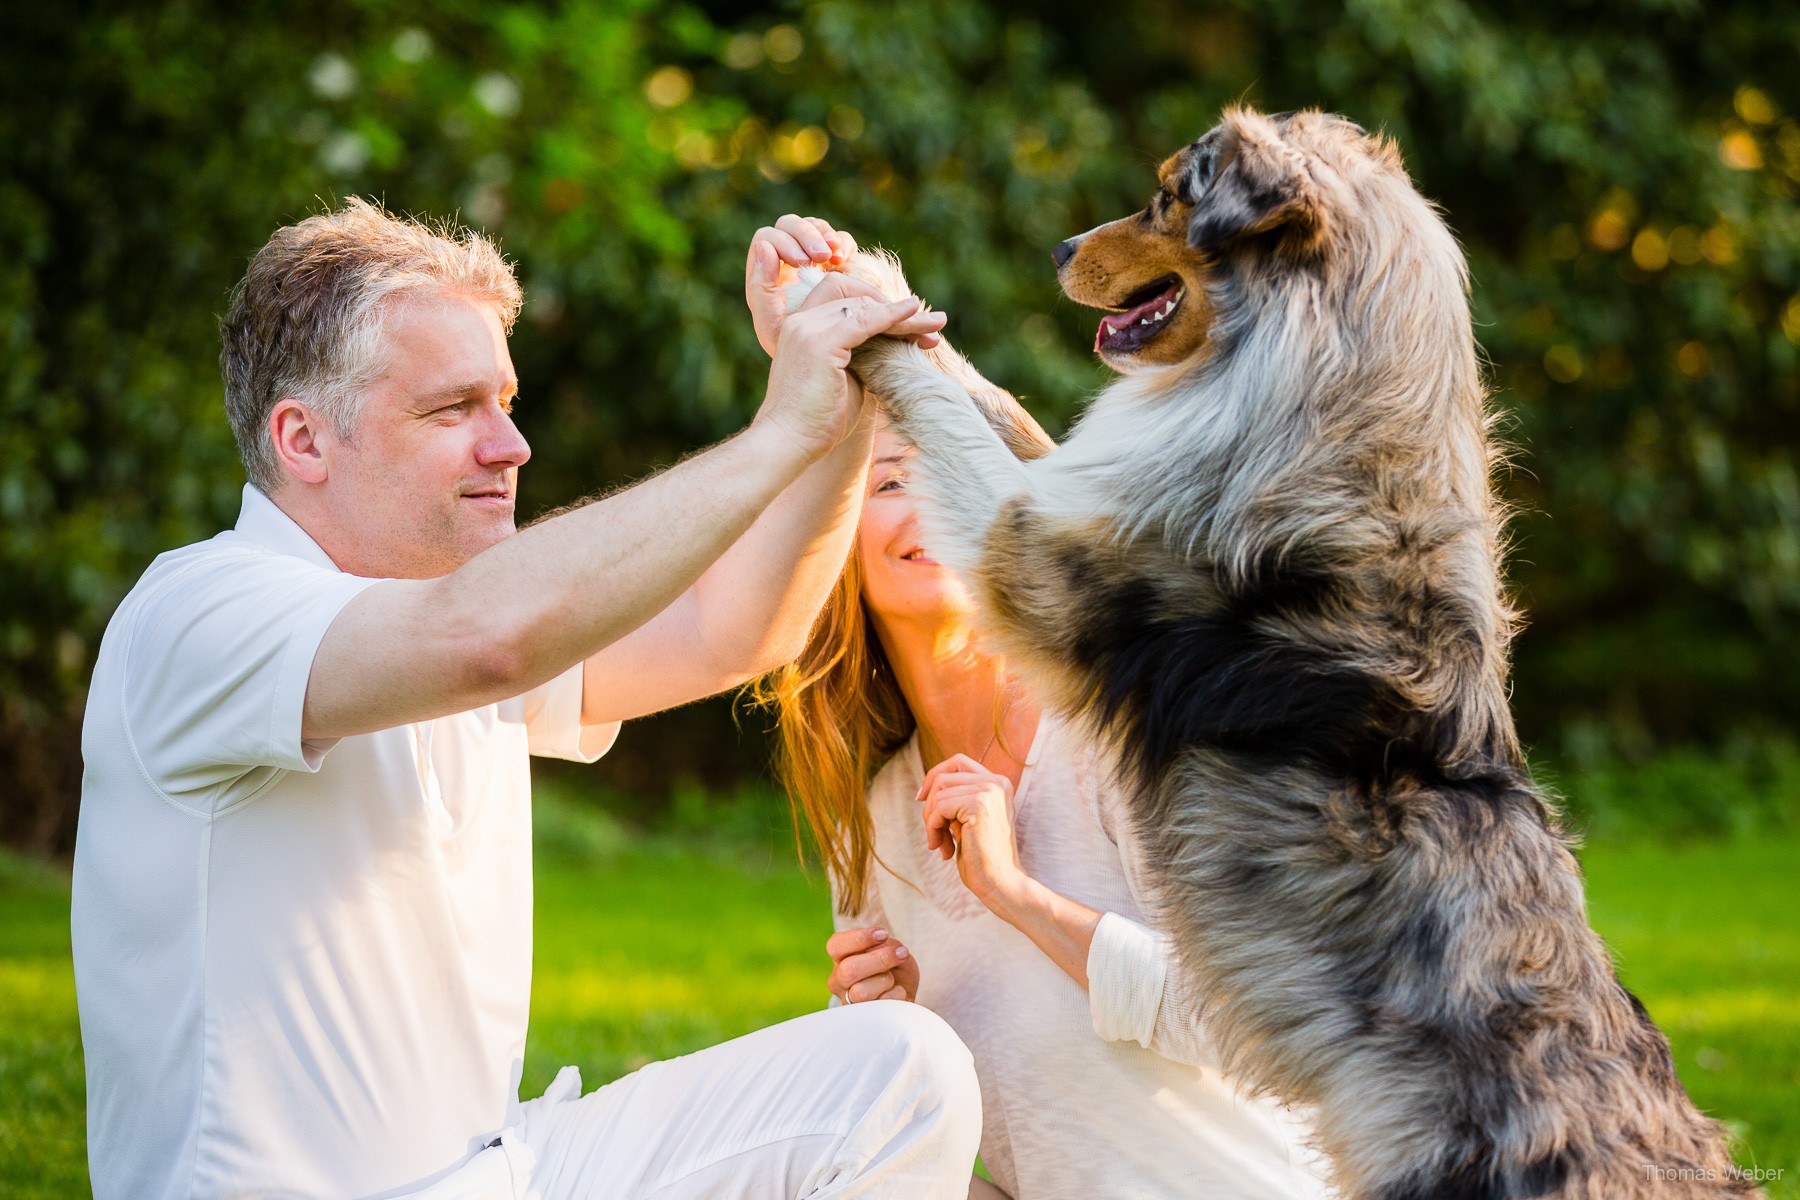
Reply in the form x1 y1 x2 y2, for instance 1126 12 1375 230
71 199 979 1200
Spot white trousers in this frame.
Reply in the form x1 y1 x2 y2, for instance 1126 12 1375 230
398 1002 982 1200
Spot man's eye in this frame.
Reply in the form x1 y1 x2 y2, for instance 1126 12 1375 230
499 396 516 415
876 476 905 493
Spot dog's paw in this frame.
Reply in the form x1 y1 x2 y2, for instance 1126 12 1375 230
779 264 831 315
841 249 912 303
779 249 915 315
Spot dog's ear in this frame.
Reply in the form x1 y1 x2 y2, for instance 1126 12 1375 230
1183 110 1326 254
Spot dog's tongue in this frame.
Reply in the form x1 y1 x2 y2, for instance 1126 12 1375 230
1095 312 1133 350
1095 281 1179 352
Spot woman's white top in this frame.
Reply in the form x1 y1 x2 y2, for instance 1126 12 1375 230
838 713 1334 1200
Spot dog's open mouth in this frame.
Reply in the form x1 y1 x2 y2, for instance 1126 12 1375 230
1094 275 1185 355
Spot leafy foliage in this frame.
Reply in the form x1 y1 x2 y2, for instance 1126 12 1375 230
2 0 1797 849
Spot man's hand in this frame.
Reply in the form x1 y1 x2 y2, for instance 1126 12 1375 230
918 754 1029 910
745 215 944 358
746 215 856 355
755 287 946 459
827 927 920 1004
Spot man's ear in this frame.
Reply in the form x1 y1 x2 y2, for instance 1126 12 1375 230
1185 110 1326 254
269 398 330 486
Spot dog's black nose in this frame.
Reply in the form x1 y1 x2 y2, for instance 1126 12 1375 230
1051 239 1077 269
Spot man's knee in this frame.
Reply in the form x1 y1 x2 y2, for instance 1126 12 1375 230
825 1002 980 1125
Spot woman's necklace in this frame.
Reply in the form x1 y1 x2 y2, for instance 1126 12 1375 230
974 726 999 768
975 689 1013 771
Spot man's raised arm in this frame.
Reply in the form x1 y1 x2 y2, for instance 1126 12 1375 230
302 278 943 741
575 219 932 723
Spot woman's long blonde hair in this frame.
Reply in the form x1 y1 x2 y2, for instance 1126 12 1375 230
751 365 1055 914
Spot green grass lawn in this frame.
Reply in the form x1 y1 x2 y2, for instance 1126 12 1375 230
1 822 1793 1197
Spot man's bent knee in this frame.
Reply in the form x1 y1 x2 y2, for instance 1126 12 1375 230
825 1003 980 1127
824 1001 970 1069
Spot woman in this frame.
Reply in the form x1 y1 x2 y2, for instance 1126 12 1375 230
754 389 1334 1200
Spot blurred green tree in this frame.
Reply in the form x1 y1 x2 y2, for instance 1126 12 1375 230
2 0 1796 852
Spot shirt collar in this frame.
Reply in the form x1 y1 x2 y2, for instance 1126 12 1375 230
232 484 344 573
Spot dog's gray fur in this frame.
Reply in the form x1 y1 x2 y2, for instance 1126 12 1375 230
822 108 1759 1200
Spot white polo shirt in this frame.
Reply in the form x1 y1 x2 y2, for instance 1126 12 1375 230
72 484 619 1200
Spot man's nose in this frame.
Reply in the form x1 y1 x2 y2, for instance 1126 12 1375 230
477 410 531 469
1051 239 1078 269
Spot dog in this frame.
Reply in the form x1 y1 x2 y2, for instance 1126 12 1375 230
811 108 1759 1200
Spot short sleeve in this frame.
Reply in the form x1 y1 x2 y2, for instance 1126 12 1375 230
519 662 621 763
120 550 378 807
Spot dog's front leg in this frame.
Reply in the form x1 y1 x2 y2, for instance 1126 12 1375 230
850 338 1033 581
852 337 1192 725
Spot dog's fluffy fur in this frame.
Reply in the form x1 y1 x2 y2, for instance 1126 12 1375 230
817 109 1758 1200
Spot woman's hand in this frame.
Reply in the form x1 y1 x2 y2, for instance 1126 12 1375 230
827 927 919 1003
917 753 1029 911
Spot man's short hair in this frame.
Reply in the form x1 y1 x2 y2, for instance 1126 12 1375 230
220 198 524 491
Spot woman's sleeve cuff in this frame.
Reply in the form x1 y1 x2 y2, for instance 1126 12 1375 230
1087 911 1170 1048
